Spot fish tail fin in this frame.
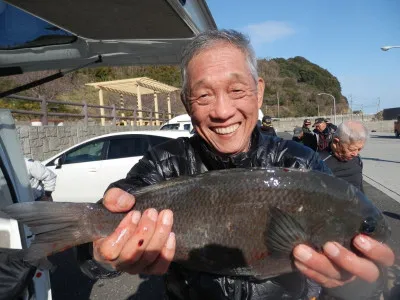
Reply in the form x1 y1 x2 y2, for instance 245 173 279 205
2 202 101 264
266 207 309 254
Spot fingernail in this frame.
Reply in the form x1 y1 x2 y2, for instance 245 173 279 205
147 208 158 222
162 210 173 226
118 194 133 209
294 245 312 262
294 261 307 271
131 211 141 224
166 232 175 249
324 242 340 257
354 235 371 251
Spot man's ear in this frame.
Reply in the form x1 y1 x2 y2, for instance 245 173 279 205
257 77 265 109
181 92 191 114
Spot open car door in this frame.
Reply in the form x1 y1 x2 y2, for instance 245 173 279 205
0 110 52 299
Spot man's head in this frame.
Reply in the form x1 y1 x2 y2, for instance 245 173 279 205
313 118 327 132
262 115 272 127
303 119 311 128
293 127 303 139
180 30 265 155
331 121 368 161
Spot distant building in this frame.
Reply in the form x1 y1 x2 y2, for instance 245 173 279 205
382 107 400 120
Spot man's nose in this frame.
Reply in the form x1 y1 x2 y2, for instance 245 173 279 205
210 93 235 120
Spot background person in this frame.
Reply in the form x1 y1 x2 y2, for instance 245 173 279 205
260 115 277 136
24 158 56 201
312 118 336 152
302 118 312 133
318 120 368 192
292 126 304 143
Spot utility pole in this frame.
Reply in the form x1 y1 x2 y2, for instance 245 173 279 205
277 91 280 118
377 97 380 115
317 105 320 116
349 94 353 120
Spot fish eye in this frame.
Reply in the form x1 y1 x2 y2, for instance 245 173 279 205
360 217 377 234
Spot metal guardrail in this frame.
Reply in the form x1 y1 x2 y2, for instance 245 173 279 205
4 94 177 126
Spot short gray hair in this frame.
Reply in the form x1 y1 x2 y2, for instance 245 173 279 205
180 29 258 97
333 121 369 144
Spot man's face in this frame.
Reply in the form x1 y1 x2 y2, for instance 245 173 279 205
183 43 264 155
332 138 365 161
315 122 327 132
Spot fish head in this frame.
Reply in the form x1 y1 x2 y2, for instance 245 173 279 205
353 189 391 243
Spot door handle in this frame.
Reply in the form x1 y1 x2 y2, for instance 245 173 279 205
88 168 98 172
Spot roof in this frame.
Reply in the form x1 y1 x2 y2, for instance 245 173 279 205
86 77 180 96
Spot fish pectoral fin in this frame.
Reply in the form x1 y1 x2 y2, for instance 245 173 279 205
266 207 308 254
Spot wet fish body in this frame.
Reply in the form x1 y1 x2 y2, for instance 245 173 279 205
2 168 390 280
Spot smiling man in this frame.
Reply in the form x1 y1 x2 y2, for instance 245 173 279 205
80 30 394 300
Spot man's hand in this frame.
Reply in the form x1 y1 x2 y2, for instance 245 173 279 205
293 235 395 288
92 188 176 275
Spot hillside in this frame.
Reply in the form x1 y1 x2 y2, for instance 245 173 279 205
0 56 349 120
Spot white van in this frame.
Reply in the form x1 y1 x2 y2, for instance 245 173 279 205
160 114 193 132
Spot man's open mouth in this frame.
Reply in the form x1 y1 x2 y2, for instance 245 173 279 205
213 123 240 135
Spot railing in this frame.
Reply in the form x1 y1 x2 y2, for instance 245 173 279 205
4 94 177 126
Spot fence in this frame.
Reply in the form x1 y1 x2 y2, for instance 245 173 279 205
4 94 178 126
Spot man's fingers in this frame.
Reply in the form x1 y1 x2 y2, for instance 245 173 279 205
133 210 173 271
144 232 176 275
93 210 141 262
323 242 380 283
294 261 351 289
293 245 342 280
103 188 135 212
353 235 395 267
117 208 159 271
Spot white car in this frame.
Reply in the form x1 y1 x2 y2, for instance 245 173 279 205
42 130 192 203
0 110 52 300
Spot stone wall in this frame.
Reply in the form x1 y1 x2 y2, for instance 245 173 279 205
17 125 158 161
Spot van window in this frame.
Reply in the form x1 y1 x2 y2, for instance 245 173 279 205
161 124 180 130
183 124 191 131
0 1 76 50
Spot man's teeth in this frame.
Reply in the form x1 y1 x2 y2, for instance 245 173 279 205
214 124 239 135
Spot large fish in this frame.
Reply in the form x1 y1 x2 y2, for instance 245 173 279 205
1 168 390 280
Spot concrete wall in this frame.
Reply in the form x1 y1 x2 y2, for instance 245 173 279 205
272 114 395 133
17 115 396 161
17 125 158 161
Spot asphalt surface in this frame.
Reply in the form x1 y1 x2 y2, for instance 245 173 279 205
49 132 400 300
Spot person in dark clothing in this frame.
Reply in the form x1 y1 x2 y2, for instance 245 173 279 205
292 126 304 143
313 117 336 151
260 115 277 136
302 118 312 133
318 120 368 192
325 118 338 131
81 30 394 300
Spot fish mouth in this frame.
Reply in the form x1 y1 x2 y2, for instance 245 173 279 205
213 123 240 135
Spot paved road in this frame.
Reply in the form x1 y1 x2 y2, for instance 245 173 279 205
50 132 400 299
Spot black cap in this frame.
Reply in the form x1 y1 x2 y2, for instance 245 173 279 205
312 118 326 127
262 115 272 125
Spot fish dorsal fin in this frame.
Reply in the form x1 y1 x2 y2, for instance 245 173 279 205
266 207 308 254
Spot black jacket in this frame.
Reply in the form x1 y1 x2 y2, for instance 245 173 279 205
80 127 331 300
318 148 364 192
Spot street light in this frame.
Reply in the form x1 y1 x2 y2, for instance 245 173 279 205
381 45 400 51
317 93 336 124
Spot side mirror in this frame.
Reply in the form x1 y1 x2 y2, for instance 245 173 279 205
54 154 65 169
